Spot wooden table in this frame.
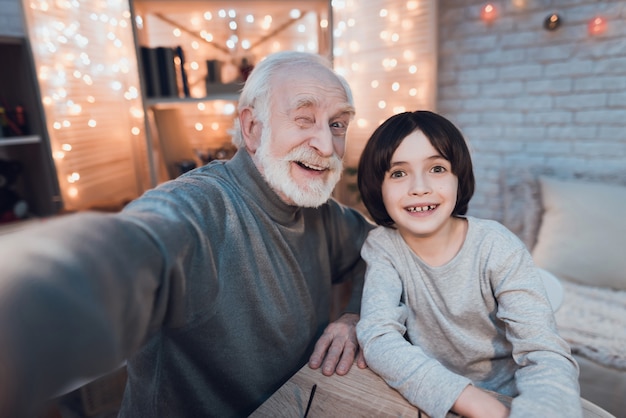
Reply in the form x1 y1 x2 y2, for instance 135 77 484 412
250 363 509 417
250 363 614 418
250 363 422 417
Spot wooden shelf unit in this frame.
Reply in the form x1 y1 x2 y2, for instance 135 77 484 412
0 36 62 218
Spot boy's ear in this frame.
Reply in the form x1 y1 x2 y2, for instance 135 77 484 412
239 108 262 153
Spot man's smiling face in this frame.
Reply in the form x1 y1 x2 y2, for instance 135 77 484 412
253 65 354 207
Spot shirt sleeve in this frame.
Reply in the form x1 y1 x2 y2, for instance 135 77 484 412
356 230 471 418
490 248 582 418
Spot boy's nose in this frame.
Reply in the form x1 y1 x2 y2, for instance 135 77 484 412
409 174 431 195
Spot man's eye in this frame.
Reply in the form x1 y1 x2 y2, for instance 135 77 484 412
296 117 314 127
330 121 348 135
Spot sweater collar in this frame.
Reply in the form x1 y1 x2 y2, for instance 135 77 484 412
226 149 303 224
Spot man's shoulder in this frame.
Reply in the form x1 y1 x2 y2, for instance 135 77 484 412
164 161 240 195
316 198 374 228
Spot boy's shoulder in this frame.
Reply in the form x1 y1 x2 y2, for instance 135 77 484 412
467 216 525 248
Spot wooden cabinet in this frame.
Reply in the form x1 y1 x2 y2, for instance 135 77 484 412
0 36 62 219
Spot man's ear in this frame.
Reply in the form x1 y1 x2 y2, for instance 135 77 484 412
239 108 262 153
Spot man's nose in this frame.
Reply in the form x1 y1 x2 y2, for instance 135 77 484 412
308 125 335 157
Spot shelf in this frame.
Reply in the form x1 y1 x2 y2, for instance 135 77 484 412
145 83 242 108
0 35 25 45
0 135 41 146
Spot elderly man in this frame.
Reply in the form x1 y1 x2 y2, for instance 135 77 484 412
0 51 373 417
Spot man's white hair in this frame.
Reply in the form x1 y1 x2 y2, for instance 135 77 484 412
230 51 354 148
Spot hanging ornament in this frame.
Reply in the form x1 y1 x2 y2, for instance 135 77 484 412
543 13 562 31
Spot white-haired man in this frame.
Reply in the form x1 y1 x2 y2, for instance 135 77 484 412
0 51 373 417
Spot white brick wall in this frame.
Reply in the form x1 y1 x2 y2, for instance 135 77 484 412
438 0 626 221
0 0 24 37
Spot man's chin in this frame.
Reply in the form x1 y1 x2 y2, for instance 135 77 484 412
258 157 340 207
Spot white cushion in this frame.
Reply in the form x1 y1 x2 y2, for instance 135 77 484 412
532 176 626 291
538 268 563 312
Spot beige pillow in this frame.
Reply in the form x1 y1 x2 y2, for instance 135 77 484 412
532 176 626 291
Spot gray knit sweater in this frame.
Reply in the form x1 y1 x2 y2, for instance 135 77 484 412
0 149 372 417
357 217 581 418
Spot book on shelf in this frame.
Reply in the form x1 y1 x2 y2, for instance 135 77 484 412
175 46 190 98
140 46 190 98
155 46 178 98
140 46 161 98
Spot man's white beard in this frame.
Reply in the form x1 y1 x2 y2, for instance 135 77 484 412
255 126 343 208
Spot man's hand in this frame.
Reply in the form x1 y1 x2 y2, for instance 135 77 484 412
308 313 367 376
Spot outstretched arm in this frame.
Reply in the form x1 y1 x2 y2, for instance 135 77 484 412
0 212 177 417
308 313 367 375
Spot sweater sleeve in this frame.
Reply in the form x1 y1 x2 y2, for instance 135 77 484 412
0 209 188 417
490 247 582 418
356 230 471 418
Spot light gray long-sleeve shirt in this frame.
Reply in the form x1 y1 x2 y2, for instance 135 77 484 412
0 149 373 417
356 217 581 418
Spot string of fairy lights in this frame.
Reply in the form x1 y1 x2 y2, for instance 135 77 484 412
21 0 614 210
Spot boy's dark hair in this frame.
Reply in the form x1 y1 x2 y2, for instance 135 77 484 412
357 110 475 227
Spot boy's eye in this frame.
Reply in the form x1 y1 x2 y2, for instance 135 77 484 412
431 165 447 173
389 170 406 179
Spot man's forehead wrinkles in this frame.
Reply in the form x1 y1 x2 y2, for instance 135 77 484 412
289 93 353 116
293 94 318 109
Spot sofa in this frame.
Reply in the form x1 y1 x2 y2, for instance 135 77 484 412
501 168 626 417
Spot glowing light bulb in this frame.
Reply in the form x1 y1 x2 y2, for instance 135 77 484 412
588 16 607 35
223 103 236 115
481 3 497 23
289 9 301 19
